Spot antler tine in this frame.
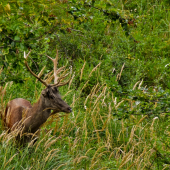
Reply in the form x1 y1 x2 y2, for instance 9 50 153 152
24 51 48 87
51 71 71 87
46 49 71 87
45 49 59 84
44 66 67 85
56 66 66 74
55 76 71 87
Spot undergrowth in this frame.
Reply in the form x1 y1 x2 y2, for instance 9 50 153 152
0 62 170 169
0 0 170 169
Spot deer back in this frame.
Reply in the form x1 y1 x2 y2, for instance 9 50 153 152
4 98 32 130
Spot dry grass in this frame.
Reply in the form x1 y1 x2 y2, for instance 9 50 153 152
0 64 169 169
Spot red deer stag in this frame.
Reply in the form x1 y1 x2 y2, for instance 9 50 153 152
4 50 72 143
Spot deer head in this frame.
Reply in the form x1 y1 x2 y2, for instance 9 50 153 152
24 50 72 114
41 85 72 113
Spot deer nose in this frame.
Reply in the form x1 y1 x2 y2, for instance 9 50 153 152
67 107 72 113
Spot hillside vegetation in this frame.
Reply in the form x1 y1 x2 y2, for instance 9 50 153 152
0 0 170 169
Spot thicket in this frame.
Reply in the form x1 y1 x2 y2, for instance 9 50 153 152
0 0 170 169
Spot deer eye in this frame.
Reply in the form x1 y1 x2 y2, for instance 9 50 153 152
50 94 55 99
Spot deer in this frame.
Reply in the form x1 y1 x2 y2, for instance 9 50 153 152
3 50 72 144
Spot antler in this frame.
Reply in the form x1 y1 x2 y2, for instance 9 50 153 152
45 49 71 87
24 51 48 87
24 50 70 87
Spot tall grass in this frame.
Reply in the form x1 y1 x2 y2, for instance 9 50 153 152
0 0 170 169
0 63 170 169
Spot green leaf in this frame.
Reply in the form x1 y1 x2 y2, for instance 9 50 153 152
14 35 20 41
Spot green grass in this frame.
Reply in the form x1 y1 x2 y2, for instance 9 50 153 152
1 62 170 169
0 0 170 169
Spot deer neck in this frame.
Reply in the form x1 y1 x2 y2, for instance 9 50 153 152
23 96 51 133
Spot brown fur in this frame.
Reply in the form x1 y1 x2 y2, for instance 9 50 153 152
4 86 72 144
5 98 32 130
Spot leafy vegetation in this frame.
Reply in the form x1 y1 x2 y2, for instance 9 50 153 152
0 0 170 169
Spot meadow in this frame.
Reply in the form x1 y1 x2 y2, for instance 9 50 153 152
0 0 170 169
